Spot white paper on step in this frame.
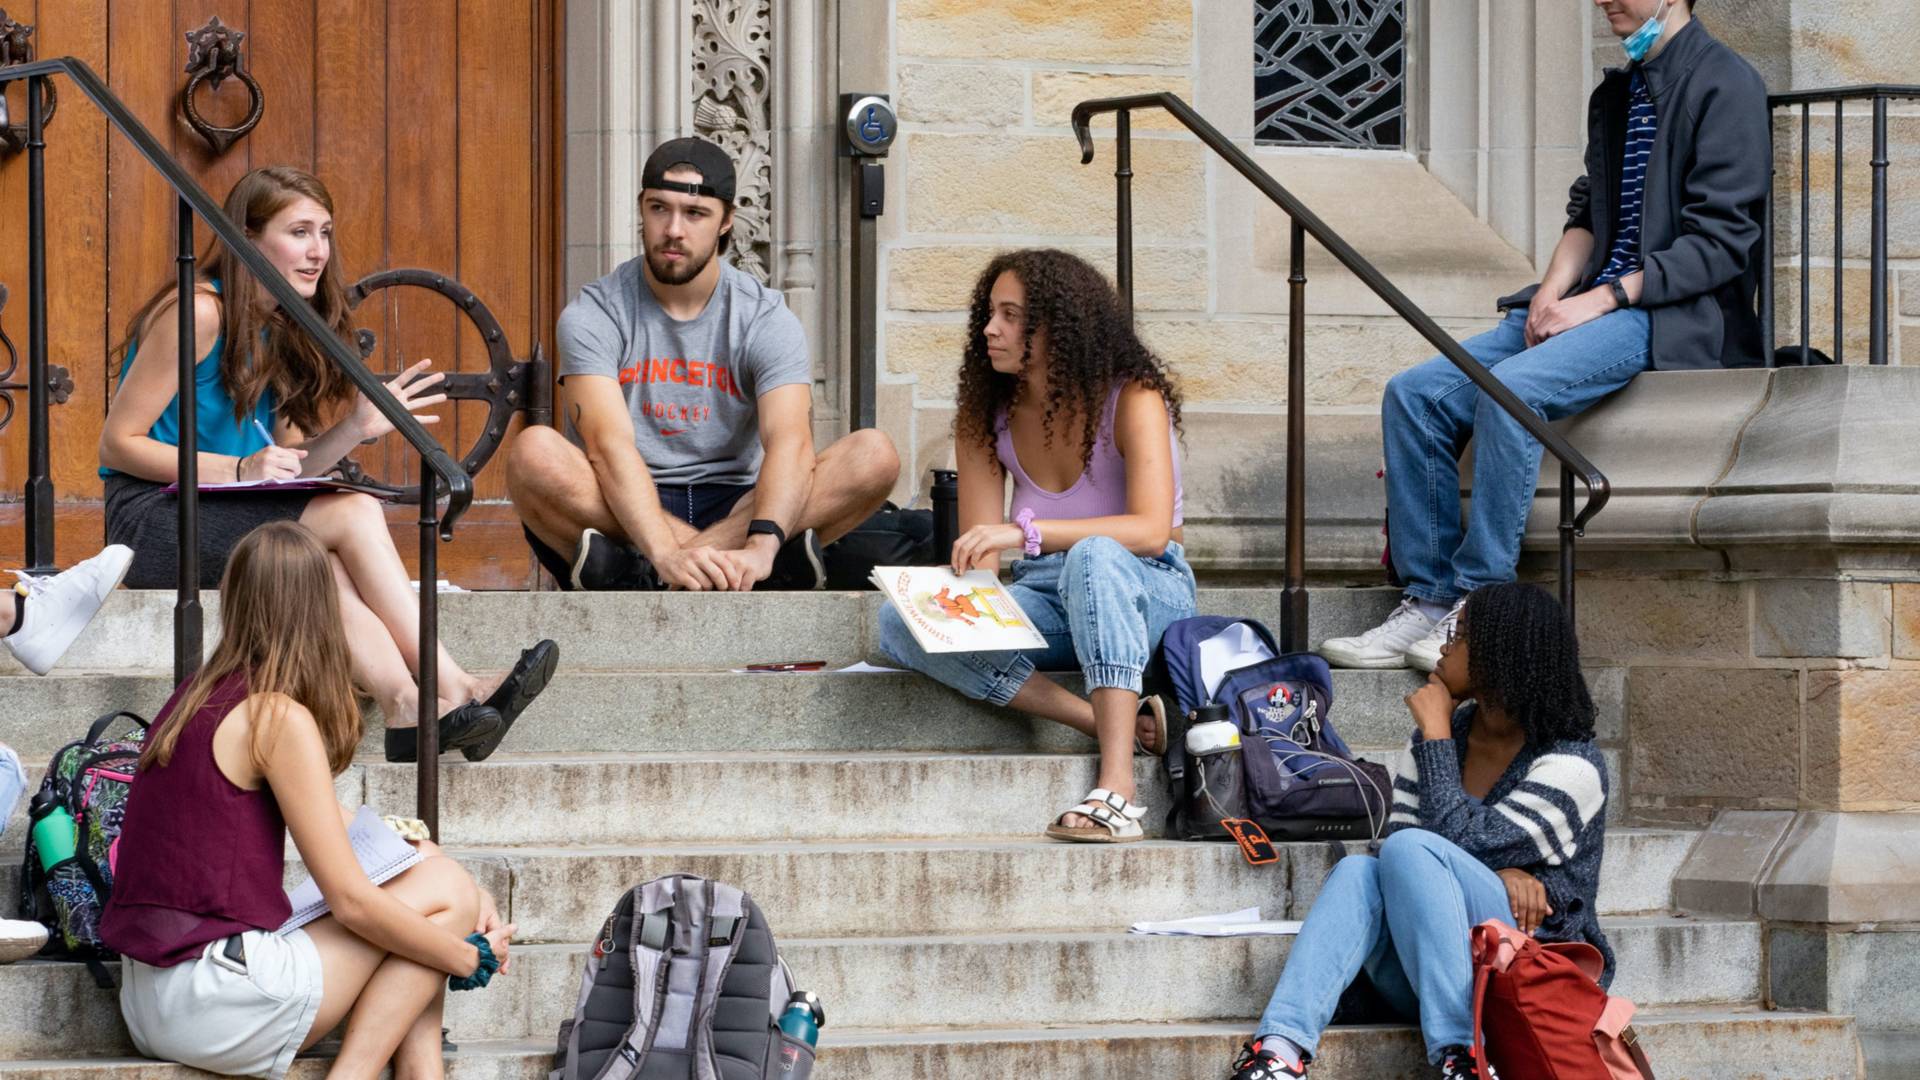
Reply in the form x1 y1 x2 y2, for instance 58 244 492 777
1128 907 1303 937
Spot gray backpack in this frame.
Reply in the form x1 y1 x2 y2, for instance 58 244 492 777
548 875 815 1080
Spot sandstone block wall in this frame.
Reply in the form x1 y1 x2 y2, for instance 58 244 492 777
1581 575 1920 825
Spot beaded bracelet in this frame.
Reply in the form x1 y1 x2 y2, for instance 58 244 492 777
448 932 499 992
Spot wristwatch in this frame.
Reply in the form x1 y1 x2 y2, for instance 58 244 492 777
747 519 787 546
1607 278 1631 310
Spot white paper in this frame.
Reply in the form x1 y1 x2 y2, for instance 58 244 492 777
278 807 423 933
869 565 1048 654
727 661 905 675
1129 906 1304 938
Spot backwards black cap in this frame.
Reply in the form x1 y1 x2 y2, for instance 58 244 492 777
641 136 737 205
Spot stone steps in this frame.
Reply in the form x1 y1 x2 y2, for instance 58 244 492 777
0 918 1769 1057
4 740 1626 852
0 662 1622 760
0 1009 1864 1079
0 586 1406 677
1 830 1695 950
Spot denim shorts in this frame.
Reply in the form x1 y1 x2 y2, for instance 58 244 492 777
120 928 324 1080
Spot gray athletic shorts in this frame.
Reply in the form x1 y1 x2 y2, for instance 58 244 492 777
120 928 324 1079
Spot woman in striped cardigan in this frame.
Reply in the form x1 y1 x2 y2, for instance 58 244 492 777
1231 583 1610 1080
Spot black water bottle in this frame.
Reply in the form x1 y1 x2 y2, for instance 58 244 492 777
930 469 959 566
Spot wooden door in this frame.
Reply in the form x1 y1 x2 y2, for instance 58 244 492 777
0 0 563 588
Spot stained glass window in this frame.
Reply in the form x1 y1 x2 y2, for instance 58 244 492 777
1255 0 1407 149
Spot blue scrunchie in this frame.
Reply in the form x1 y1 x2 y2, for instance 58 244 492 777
449 932 499 992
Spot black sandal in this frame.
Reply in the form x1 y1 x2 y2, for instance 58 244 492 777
384 701 504 763
467 639 559 762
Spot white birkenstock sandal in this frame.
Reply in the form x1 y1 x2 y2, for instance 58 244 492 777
1045 788 1148 843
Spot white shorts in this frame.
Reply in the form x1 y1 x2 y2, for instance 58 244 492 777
120 928 325 1080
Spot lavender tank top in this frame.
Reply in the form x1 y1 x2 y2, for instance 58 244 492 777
995 382 1184 527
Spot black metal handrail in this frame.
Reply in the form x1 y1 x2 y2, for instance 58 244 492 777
0 57 471 830
1071 93 1609 646
1762 84 1919 367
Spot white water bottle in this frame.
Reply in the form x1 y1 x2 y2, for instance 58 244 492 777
1185 703 1240 755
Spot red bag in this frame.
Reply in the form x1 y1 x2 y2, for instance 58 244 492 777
1470 920 1656 1080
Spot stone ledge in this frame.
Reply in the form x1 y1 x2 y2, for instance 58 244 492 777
1511 366 1920 574
1678 810 1920 925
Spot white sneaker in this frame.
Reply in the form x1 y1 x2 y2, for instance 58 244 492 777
3 545 134 676
1318 598 1438 669
1404 599 1466 673
0 917 47 963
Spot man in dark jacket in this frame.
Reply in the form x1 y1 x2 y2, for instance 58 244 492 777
1319 0 1770 675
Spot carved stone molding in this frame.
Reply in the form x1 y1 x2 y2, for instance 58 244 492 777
693 0 774 284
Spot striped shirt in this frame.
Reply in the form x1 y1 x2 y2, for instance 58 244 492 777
1388 705 1614 987
1595 69 1657 285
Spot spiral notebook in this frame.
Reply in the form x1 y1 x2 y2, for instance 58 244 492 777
278 806 424 933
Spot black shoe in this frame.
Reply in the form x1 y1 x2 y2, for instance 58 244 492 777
383 702 504 763
1231 1040 1307 1079
763 528 826 590
1437 1049 1496 1079
469 639 558 762
571 529 660 591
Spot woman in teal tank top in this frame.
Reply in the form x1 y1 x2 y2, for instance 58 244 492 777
100 165 556 764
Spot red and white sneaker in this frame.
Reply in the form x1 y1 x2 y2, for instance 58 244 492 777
1230 1039 1308 1079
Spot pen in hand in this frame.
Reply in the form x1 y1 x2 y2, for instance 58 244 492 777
246 418 306 483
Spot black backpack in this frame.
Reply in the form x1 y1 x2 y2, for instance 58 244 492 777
820 502 935 589
548 874 815 1080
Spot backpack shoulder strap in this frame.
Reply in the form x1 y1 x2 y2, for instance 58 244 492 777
693 881 753 1080
84 711 148 748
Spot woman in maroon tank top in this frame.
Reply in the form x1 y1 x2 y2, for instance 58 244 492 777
102 522 514 1079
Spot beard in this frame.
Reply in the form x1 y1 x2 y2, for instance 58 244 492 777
646 241 714 286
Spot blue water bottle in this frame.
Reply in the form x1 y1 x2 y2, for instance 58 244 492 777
777 990 823 1047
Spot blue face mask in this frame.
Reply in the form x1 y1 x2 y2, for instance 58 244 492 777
1621 0 1673 62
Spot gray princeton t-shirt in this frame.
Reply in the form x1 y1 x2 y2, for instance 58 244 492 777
556 259 811 486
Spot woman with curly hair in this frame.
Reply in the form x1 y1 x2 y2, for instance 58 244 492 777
877 248 1195 843
1230 583 1610 1080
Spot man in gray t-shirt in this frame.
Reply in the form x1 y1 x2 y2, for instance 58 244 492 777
507 137 900 591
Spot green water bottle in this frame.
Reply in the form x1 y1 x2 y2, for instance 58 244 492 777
28 792 77 871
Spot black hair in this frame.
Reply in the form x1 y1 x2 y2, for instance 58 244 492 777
1461 583 1595 745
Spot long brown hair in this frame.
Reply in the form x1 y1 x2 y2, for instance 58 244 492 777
113 165 357 435
954 249 1183 470
140 522 361 776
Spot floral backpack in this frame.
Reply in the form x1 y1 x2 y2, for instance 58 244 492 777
18 711 147 986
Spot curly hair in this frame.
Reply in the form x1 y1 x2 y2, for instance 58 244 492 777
953 249 1182 469
1462 583 1595 745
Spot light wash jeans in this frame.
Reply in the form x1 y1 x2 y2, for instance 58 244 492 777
0 743 25 843
1384 306 1652 603
876 536 1197 703
1256 829 1515 1065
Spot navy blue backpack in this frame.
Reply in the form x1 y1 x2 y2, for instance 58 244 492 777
1150 616 1391 842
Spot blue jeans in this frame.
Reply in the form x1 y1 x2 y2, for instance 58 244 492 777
876 536 1197 703
1384 306 1652 603
1256 829 1515 1065
0 744 23 842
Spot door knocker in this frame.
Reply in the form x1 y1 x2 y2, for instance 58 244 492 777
0 10 58 157
180 16 263 155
